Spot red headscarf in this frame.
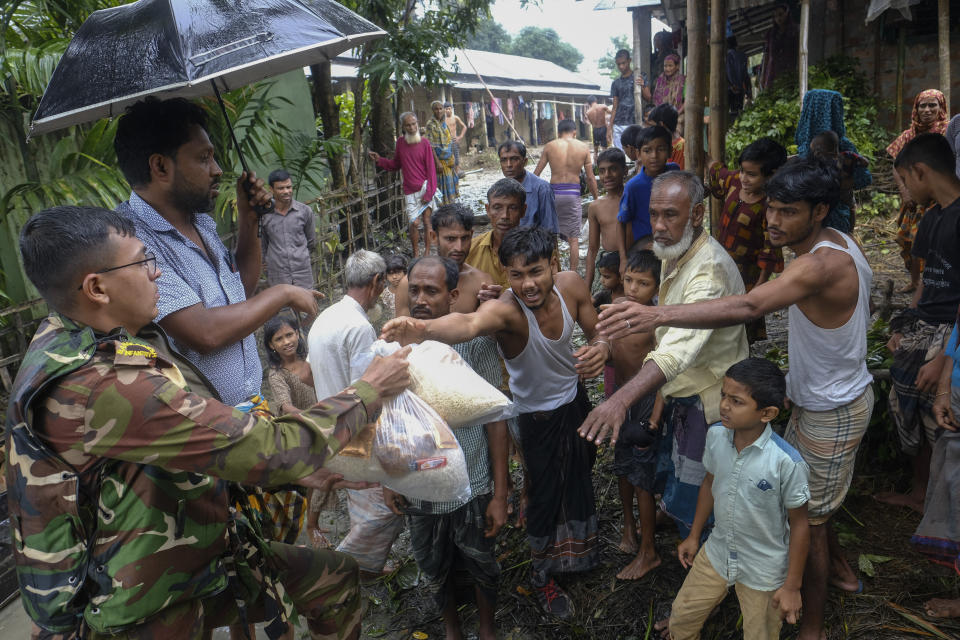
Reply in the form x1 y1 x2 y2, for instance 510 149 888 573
887 89 949 159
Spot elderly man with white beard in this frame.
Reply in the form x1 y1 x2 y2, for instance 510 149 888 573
579 171 748 539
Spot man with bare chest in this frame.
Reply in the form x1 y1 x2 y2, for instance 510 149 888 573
383 226 609 619
395 203 495 314
444 102 467 177
586 148 629 291
534 119 598 273
584 96 612 166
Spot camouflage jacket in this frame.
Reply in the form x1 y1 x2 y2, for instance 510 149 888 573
5 314 379 635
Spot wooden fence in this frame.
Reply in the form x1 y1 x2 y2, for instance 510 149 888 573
0 173 407 394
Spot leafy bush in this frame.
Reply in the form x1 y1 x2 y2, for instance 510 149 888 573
725 56 892 167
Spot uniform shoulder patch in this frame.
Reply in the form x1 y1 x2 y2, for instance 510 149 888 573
114 341 158 366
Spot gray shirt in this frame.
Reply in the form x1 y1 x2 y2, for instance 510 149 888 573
260 200 317 288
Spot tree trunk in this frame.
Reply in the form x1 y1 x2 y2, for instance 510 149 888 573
684 0 707 177
369 74 395 156
310 62 346 189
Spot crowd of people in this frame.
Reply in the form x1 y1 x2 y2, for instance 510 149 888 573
4 21 960 640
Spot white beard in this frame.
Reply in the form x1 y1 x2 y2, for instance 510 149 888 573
404 131 422 145
653 218 695 262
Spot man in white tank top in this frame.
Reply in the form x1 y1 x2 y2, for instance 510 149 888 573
382 226 610 618
591 158 873 640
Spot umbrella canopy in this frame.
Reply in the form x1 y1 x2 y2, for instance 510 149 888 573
30 0 385 136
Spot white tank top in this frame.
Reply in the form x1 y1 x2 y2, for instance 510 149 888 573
786 231 873 411
500 285 579 413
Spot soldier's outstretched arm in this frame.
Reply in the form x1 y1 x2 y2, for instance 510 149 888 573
46 348 409 487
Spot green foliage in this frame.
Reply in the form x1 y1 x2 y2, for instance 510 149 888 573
597 35 630 80
508 26 583 72
858 191 899 220
345 0 494 90
725 56 892 168
197 82 301 225
465 21 510 53
0 118 128 219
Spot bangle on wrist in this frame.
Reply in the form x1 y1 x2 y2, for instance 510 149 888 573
935 390 950 397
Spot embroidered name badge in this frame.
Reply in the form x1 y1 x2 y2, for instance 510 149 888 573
756 479 773 491
114 341 158 366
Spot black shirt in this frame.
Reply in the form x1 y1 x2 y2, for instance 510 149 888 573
611 73 637 126
912 196 960 324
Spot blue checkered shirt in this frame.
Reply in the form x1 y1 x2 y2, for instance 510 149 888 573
117 192 262 405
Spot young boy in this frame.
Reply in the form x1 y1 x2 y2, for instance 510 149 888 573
618 126 679 252
609 250 665 580
706 137 787 341
592 251 625 307
669 358 810 640
586 148 628 291
649 103 686 169
373 253 408 332
593 251 624 400
620 124 644 176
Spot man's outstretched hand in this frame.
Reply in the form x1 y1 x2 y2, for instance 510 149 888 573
380 316 428 346
578 396 628 445
597 300 659 340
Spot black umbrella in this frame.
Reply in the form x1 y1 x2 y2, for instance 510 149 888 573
30 0 383 184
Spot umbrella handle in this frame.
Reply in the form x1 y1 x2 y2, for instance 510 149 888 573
211 80 275 223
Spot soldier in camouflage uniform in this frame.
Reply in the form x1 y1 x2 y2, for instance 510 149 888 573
6 206 411 640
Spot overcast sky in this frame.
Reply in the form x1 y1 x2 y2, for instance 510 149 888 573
488 0 670 89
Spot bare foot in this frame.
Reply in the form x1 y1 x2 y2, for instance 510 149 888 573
896 283 916 294
654 617 670 639
874 491 924 513
616 550 661 580
828 575 862 593
924 598 960 618
618 529 639 554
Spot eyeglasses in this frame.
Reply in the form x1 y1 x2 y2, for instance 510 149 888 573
77 252 158 290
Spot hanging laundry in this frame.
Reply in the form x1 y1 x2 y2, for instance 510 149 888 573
490 98 502 118
507 97 515 120
517 94 525 106
542 102 552 119
466 102 475 128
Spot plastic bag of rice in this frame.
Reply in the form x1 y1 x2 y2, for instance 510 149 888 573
323 388 471 504
374 339 513 428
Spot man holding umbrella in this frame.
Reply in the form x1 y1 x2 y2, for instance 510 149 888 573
113 97 323 410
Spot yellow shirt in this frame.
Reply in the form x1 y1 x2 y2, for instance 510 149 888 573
644 230 748 423
466 230 508 287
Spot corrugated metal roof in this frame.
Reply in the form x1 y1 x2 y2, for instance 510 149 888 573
326 48 602 97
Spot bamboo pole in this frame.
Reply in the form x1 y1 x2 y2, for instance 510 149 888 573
709 0 727 237
684 0 707 176
896 26 906 132
799 0 810 102
461 49 524 143
939 0 951 113
631 7 647 125
552 101 559 141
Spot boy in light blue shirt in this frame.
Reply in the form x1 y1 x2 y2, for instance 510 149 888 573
669 358 811 640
